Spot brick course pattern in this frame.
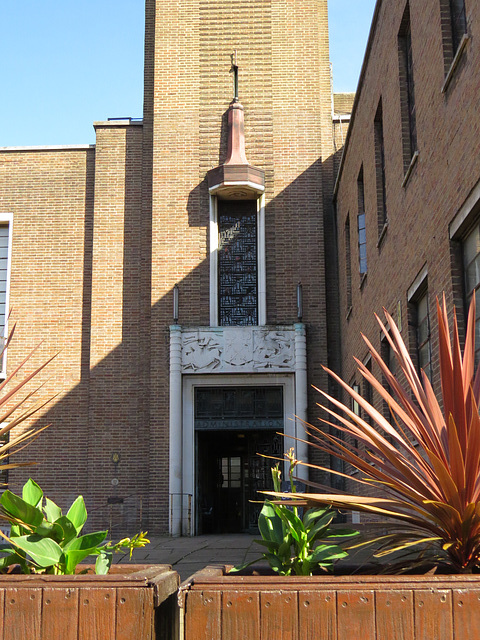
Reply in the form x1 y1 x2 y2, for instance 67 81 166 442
335 0 480 503
0 0 339 534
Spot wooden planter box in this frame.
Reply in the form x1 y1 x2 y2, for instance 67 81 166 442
179 565 480 640
0 564 179 640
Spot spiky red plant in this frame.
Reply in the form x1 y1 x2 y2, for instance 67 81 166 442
266 296 480 572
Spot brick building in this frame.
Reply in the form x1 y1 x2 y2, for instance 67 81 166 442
334 0 480 512
0 0 347 535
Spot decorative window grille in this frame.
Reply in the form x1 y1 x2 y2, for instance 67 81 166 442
218 200 257 326
195 386 283 431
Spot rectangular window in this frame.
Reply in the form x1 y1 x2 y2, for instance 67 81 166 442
381 333 397 428
345 215 352 310
440 0 468 79
0 217 12 374
398 4 417 172
450 0 467 53
463 221 480 364
362 357 373 425
357 169 367 277
218 200 257 326
374 100 388 235
416 289 433 381
350 382 360 465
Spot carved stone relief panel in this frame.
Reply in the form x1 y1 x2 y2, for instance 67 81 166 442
181 327 296 374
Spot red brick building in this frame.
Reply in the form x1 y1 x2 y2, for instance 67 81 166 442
0 0 346 535
334 0 480 515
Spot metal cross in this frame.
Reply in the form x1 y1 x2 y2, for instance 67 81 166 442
230 51 239 100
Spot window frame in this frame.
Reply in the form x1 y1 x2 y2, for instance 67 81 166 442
0 214 13 378
398 4 418 175
357 168 367 279
209 195 266 327
374 99 388 239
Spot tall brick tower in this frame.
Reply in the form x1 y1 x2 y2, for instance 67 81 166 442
143 0 335 534
0 0 336 537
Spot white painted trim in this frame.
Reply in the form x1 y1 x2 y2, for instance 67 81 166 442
257 194 266 325
182 373 297 536
208 180 265 194
407 264 428 301
0 145 94 152
0 214 13 378
93 120 143 128
169 325 183 536
449 176 480 239
293 324 308 480
209 195 219 326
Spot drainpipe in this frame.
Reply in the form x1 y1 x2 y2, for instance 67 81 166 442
294 323 308 482
169 325 183 536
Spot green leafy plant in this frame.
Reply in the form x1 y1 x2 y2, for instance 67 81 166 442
0 479 149 574
266 296 480 573
232 449 358 576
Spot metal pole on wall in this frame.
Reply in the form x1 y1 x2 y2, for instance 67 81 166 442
169 324 183 536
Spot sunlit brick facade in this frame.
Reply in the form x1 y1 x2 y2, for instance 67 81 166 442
0 0 345 535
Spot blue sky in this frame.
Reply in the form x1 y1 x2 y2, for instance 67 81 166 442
1 1 376 147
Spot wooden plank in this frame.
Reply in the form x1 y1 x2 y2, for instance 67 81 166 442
222 590 260 640
298 590 336 640
3 588 41 640
0 589 4 640
414 589 453 640
375 590 414 640
184 590 221 640
78 587 116 640
41 588 78 640
453 589 480 638
260 591 299 639
336 590 375 638
116 587 153 640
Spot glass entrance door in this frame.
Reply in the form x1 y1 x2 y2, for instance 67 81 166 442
194 386 284 534
196 429 282 533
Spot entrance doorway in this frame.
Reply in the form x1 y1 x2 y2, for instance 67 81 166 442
194 386 283 534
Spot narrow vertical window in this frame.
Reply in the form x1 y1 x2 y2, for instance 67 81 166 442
0 224 9 344
381 333 397 427
345 215 352 310
0 218 12 376
416 289 433 381
350 382 360 458
218 200 257 326
463 221 480 364
450 0 467 53
374 100 388 235
362 358 373 425
398 4 417 172
357 169 367 277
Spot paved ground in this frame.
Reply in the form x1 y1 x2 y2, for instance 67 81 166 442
115 534 261 581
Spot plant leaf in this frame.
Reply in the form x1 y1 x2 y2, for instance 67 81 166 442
14 535 63 568
64 531 108 552
66 496 87 534
44 498 62 523
0 491 44 528
22 479 43 508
